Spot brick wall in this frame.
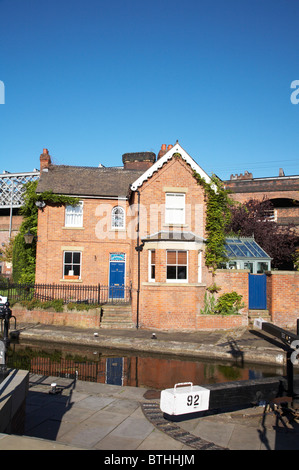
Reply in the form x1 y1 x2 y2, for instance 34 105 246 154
35 198 133 286
267 271 299 328
13 304 101 329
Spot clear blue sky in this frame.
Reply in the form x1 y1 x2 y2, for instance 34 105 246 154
1 0 299 180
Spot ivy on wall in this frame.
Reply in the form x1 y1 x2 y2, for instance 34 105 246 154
193 171 233 273
12 180 79 283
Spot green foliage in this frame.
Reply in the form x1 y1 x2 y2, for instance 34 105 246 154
215 291 245 315
206 283 221 294
12 180 79 283
18 298 101 312
193 172 233 272
66 302 101 311
19 298 64 312
200 291 244 315
200 291 217 315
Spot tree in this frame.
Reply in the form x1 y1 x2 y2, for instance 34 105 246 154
12 181 79 283
226 198 299 270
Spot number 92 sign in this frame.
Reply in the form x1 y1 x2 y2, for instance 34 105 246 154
160 382 210 416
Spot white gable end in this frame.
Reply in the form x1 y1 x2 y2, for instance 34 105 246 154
130 143 211 191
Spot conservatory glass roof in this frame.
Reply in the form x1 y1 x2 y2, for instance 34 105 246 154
224 237 271 260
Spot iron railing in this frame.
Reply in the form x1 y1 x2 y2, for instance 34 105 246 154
0 282 132 305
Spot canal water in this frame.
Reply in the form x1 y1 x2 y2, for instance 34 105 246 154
6 339 286 391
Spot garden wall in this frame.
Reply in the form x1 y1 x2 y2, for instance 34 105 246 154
266 271 299 329
9 270 298 331
12 304 102 329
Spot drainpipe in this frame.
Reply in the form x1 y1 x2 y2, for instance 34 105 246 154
135 189 144 329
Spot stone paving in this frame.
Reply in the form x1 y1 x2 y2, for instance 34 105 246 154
1 372 299 451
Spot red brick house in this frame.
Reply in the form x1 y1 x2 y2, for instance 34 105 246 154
35 142 224 329
34 142 299 331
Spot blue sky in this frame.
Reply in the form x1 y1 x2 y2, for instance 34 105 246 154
0 0 299 180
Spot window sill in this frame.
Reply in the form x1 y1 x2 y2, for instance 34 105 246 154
62 226 84 230
142 282 206 287
60 277 82 283
162 224 188 228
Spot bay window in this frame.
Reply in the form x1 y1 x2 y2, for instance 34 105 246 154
166 250 188 281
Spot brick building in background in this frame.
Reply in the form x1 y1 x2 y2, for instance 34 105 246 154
224 169 299 232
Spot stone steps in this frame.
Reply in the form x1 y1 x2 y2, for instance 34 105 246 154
100 304 135 329
248 309 271 325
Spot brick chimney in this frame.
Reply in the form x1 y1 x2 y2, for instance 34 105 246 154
40 149 52 171
157 144 173 159
122 152 156 170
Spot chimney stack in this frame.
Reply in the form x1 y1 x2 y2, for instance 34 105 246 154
122 152 156 170
40 149 52 171
157 144 173 159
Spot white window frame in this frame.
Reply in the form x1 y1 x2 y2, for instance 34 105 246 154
111 206 125 229
165 193 185 225
198 250 202 283
65 201 83 228
148 250 156 282
63 251 82 279
166 250 188 283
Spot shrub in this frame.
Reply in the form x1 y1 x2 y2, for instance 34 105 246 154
215 291 244 315
200 290 244 315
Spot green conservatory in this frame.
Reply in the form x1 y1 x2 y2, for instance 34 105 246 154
220 237 272 274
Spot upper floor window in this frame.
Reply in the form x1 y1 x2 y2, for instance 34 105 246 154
111 206 125 229
165 193 185 224
65 201 83 227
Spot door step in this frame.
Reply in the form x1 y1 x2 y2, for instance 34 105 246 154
100 305 135 329
248 310 271 325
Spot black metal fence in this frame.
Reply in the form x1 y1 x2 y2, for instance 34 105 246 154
0 282 132 305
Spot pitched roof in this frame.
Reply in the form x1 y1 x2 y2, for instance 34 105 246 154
130 142 212 191
36 165 145 198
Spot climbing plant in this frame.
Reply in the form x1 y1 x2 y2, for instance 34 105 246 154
12 180 79 283
193 171 233 272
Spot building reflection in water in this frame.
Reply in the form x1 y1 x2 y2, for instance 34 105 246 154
6 343 284 390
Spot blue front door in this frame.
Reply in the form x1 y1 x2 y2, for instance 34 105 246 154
249 274 267 309
109 260 125 299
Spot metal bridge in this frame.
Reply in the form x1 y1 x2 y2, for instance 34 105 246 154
0 171 40 209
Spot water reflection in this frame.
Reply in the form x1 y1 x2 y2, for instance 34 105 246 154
6 340 285 391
